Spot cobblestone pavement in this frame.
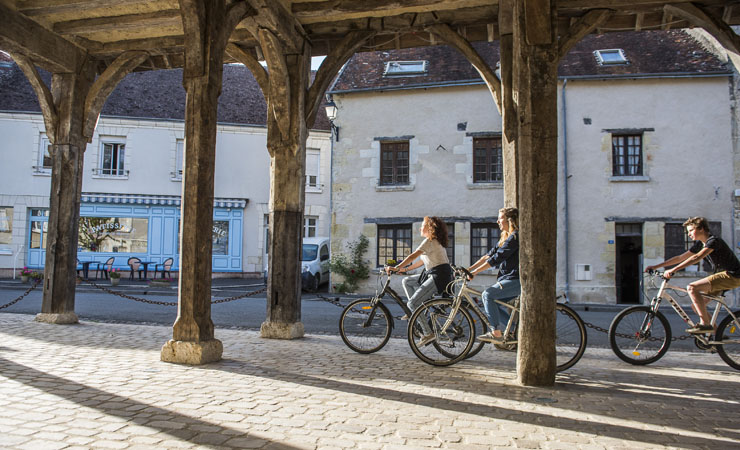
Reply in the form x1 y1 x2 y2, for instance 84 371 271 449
0 313 738 450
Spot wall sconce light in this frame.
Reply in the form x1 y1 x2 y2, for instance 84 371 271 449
324 100 339 141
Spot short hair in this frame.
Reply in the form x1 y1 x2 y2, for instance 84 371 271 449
683 217 709 232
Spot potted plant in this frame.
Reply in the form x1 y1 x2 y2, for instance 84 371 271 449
109 268 121 286
148 276 172 287
19 267 32 283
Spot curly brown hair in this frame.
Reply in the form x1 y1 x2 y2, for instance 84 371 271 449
424 216 449 248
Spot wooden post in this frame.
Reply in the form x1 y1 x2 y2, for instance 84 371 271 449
499 0 519 209
513 0 559 386
36 69 94 324
260 37 311 339
161 0 248 363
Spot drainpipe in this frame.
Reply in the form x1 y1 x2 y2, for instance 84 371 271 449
561 79 570 299
733 191 738 306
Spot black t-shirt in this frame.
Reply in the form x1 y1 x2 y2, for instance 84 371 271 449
689 235 740 277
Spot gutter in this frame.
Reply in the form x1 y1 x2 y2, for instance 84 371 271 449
562 79 570 299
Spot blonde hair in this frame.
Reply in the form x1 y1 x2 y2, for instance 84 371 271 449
497 207 519 247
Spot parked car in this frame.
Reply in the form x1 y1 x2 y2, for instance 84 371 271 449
301 237 330 292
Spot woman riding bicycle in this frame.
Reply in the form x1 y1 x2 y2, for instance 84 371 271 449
387 216 453 346
466 207 519 343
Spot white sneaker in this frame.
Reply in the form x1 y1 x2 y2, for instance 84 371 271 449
418 334 436 346
476 331 503 344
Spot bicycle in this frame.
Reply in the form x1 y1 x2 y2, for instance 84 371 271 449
608 270 740 370
339 267 472 358
408 266 588 370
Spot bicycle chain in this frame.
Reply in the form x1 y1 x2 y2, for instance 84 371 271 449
0 279 41 310
82 278 267 306
315 293 407 320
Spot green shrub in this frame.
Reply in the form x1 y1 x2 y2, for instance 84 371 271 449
329 235 370 293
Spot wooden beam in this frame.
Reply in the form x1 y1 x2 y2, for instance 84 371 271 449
91 35 185 55
305 30 376 125
292 0 494 23
0 2 84 73
226 43 269 99
10 52 59 144
635 12 645 31
558 9 612 60
662 9 673 30
19 0 172 16
244 0 306 52
54 9 182 35
723 5 733 24
427 23 502 114
524 0 552 45
83 51 149 139
665 3 740 54
260 28 293 143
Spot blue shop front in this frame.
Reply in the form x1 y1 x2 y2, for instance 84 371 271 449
27 193 246 274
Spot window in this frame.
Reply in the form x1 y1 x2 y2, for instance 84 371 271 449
446 222 455 265
384 60 427 76
97 141 127 176
306 150 320 188
29 209 48 250
377 224 412 266
471 223 500 262
263 214 270 256
212 221 229 255
303 216 317 238
173 139 184 180
380 141 409 186
473 137 503 183
664 221 722 272
35 134 52 173
594 49 628 65
78 217 148 253
0 207 12 253
612 134 642 176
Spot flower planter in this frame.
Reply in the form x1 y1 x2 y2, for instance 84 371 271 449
148 279 171 287
110 278 120 286
21 275 29 283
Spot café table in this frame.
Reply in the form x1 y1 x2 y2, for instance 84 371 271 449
138 261 155 279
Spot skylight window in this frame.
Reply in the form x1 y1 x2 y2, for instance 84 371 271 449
384 60 428 76
594 49 628 66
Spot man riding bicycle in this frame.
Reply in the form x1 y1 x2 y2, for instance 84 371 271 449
646 217 740 334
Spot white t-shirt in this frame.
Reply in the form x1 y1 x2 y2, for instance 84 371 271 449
417 238 449 270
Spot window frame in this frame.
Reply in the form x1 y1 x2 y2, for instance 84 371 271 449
472 137 503 183
35 134 52 174
0 206 13 253
446 222 455 265
383 60 428 76
95 140 128 178
379 141 410 186
612 134 643 177
470 222 500 263
377 224 413 267
303 216 318 238
594 49 628 65
305 149 320 190
172 139 184 181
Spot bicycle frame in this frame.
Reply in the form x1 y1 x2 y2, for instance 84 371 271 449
650 274 740 344
363 270 413 328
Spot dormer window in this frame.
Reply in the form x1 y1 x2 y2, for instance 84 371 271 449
384 60 427 76
594 49 628 66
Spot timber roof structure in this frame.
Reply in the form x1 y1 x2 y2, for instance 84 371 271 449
2 1 740 75
330 29 731 92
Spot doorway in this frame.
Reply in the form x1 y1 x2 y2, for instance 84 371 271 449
615 223 643 304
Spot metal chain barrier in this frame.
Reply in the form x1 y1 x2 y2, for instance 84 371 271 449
0 279 41 310
81 278 267 306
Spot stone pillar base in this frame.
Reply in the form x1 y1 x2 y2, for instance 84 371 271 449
35 312 79 324
160 339 223 365
260 321 304 339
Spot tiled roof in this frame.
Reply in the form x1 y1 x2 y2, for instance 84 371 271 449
330 30 729 93
0 63 330 131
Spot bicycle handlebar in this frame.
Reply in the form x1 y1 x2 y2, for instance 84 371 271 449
452 265 474 279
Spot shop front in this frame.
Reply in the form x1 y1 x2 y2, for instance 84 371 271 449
27 193 246 273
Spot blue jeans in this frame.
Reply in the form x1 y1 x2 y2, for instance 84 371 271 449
482 278 521 331
403 275 437 335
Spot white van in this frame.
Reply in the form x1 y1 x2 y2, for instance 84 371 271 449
301 237 330 292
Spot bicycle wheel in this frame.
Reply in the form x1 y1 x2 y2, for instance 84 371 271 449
464 304 487 359
339 298 392 354
715 310 740 371
555 304 587 372
408 299 475 366
609 306 671 365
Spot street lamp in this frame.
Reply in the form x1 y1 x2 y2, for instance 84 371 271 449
324 100 339 141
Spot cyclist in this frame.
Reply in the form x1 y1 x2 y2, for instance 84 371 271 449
466 207 519 343
387 216 453 346
646 217 740 334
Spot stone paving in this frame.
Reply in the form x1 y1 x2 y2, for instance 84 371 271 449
0 313 738 450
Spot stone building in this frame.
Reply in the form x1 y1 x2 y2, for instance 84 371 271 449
327 30 738 305
0 59 331 278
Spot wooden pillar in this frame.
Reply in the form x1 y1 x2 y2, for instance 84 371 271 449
36 69 95 324
500 0 519 208
260 35 311 339
513 0 559 386
161 0 248 363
